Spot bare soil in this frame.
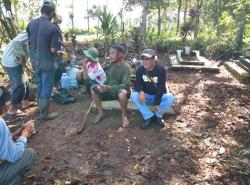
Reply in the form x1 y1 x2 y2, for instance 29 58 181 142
1 55 250 185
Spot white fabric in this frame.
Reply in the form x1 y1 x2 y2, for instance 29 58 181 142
87 62 106 84
1 31 29 68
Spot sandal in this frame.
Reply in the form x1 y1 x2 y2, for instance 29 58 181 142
7 109 24 116
22 102 37 109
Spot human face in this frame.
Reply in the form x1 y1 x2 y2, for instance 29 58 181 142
87 57 95 64
109 49 123 63
142 56 156 71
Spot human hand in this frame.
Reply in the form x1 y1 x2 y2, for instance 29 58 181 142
21 120 36 138
100 85 111 93
19 56 26 65
12 128 23 140
154 106 163 114
139 91 145 104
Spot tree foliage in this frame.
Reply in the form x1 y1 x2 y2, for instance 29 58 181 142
96 6 119 51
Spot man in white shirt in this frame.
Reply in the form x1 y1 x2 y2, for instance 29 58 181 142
1 31 33 115
76 47 106 93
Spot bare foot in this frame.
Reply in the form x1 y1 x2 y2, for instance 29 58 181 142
116 127 124 133
92 112 105 124
122 116 130 128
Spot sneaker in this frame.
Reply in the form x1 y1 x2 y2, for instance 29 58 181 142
141 116 154 129
156 117 165 128
40 112 58 122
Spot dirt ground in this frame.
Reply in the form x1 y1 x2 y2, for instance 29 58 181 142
1 56 250 185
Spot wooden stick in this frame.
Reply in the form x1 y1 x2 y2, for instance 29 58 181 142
77 101 94 134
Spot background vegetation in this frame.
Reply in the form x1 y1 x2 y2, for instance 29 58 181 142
0 0 250 60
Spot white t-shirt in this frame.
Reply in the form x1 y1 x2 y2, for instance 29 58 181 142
87 62 106 84
2 31 29 68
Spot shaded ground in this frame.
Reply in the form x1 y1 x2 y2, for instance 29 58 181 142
1 55 250 185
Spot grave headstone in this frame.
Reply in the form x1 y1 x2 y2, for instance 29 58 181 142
245 48 250 59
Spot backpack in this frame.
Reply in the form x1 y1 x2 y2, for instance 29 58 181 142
53 89 75 104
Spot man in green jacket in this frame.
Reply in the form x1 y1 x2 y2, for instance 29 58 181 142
91 45 131 131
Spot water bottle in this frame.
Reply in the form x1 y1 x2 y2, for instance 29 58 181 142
67 66 79 89
60 73 70 90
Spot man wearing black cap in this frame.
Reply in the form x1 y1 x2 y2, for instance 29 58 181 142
91 45 131 131
131 49 175 129
27 1 59 121
0 86 37 185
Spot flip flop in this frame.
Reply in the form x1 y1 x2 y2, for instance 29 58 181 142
22 102 38 109
7 109 24 116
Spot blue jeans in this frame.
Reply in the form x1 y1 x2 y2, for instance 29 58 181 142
35 68 55 101
4 65 29 106
0 148 37 185
131 92 175 120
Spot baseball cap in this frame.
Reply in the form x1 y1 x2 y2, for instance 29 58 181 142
43 0 56 9
0 86 11 107
141 49 156 58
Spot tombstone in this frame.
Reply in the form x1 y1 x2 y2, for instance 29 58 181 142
171 50 220 73
225 49 250 84
237 49 250 73
245 48 250 59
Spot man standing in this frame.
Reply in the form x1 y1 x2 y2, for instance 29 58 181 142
0 86 37 185
91 45 131 131
1 31 33 115
27 1 60 121
131 49 175 129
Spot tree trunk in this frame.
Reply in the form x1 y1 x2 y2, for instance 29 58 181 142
157 5 161 37
184 0 188 23
236 14 246 51
141 0 149 34
0 2 17 41
194 0 203 39
87 0 90 32
213 0 221 36
176 0 182 35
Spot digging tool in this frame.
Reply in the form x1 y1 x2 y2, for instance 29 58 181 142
65 100 95 137
77 100 94 134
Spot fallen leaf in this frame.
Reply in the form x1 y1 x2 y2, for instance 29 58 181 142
108 133 114 138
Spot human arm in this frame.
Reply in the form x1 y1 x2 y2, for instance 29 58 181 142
134 67 145 103
153 67 167 106
0 119 26 163
12 40 27 64
50 27 60 55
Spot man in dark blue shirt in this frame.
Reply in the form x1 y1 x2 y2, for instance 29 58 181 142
131 49 175 129
27 1 59 121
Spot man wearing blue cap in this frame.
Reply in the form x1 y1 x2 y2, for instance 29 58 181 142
0 86 37 185
27 1 60 121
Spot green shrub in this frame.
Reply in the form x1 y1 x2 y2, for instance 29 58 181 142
206 35 237 60
67 28 95 35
